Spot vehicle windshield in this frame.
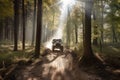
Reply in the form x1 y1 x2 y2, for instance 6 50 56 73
52 39 62 43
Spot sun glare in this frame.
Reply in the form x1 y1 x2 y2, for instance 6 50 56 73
61 0 76 7
45 0 76 49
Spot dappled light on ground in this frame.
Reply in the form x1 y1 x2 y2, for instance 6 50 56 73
109 46 120 52
13 50 104 80
42 52 73 80
1 45 120 80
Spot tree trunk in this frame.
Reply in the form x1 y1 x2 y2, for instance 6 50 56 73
5 18 9 40
98 0 104 52
93 8 98 46
34 0 42 58
10 21 14 41
66 21 70 47
100 0 104 44
112 23 117 43
79 0 103 67
83 0 93 57
31 0 37 46
82 2 85 46
13 0 20 51
74 22 78 44
66 8 71 48
22 0 26 50
2 22 5 40
93 25 98 46
52 9 55 29
0 20 3 41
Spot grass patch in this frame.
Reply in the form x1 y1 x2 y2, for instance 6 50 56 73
0 45 35 68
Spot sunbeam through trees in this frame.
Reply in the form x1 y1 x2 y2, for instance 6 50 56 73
0 0 120 80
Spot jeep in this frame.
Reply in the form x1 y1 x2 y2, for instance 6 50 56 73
52 39 64 52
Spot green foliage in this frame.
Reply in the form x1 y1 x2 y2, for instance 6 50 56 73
0 0 13 19
96 0 120 42
0 45 34 68
43 0 60 30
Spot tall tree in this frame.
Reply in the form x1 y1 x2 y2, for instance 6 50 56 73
80 0 103 66
100 0 104 43
74 22 78 44
93 3 98 46
72 7 80 44
5 18 9 40
0 20 4 41
109 0 119 43
82 0 94 59
13 0 20 51
22 0 26 50
66 8 71 47
31 0 37 46
93 25 99 46
111 23 118 43
34 0 42 58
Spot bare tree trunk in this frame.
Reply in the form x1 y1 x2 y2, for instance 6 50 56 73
31 0 37 46
52 10 55 28
22 0 26 50
5 18 9 40
83 0 93 57
66 21 70 47
74 22 78 44
0 20 3 41
10 21 14 41
93 8 98 46
112 23 117 43
66 8 71 48
93 25 98 46
82 2 85 46
2 22 5 40
34 0 42 58
100 0 104 44
13 0 20 51
79 0 103 67
98 0 104 52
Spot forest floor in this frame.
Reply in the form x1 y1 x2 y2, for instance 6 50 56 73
0 44 120 80
7 49 104 80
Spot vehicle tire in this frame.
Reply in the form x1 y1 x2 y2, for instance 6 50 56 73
52 46 55 52
61 46 63 52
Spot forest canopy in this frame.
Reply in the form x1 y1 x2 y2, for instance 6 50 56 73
0 0 13 19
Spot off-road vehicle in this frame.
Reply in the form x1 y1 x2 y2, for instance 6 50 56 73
52 39 63 52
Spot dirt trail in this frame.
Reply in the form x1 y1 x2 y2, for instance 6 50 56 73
14 50 102 80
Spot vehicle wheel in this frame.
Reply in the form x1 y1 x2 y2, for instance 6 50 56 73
61 46 63 52
52 46 55 52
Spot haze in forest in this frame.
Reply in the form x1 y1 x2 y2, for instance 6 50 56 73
45 0 77 49
0 0 120 80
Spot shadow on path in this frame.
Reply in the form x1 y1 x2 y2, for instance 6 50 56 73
11 49 104 80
